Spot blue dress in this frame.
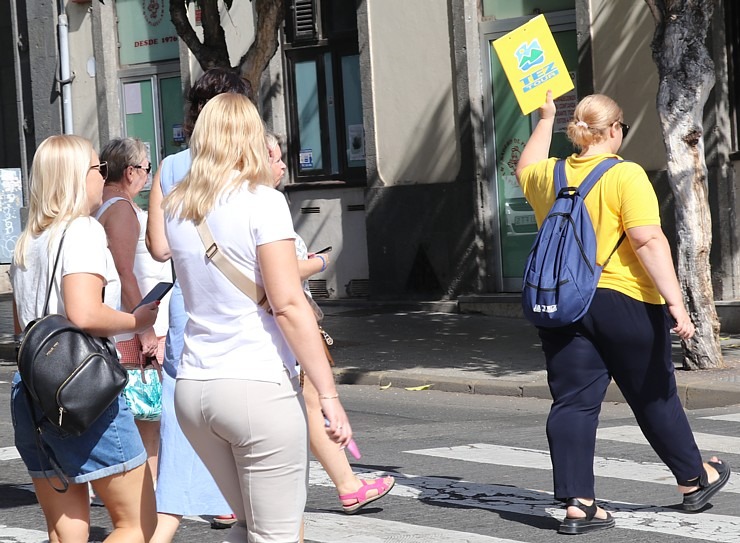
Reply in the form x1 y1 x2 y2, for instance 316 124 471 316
155 150 230 515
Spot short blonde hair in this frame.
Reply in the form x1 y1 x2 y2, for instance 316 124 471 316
13 135 94 267
164 93 273 222
566 94 623 150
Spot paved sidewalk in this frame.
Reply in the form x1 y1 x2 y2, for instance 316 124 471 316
3 294 740 409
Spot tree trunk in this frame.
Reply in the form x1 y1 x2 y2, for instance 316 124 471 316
646 0 723 369
170 0 230 70
238 0 285 99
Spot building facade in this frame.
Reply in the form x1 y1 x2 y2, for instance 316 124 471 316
3 0 739 304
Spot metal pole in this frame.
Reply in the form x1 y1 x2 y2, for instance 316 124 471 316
9 0 29 205
57 1 74 134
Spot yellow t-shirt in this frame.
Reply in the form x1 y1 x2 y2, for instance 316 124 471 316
518 154 663 304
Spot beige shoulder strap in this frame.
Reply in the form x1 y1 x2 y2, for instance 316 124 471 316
195 221 271 312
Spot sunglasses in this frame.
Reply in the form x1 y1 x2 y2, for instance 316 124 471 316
89 161 108 181
132 162 152 175
618 121 630 139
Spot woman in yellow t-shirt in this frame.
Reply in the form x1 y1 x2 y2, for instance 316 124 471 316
515 91 729 535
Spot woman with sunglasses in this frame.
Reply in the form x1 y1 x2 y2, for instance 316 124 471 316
515 92 730 535
11 134 159 543
96 137 173 486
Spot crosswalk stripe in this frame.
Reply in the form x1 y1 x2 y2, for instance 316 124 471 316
0 447 20 462
0 525 47 543
597 425 740 454
305 512 524 542
404 443 740 494
309 461 740 541
700 413 740 422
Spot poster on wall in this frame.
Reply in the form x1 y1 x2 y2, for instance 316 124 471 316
492 14 574 115
117 0 180 65
347 125 365 161
0 169 23 265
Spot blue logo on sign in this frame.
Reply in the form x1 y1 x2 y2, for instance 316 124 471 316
515 39 545 72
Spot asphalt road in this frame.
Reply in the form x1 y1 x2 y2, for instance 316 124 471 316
1 363 740 543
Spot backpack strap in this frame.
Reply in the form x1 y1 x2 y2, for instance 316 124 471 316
43 229 67 317
575 157 623 197
554 158 627 268
553 157 623 197
553 159 568 193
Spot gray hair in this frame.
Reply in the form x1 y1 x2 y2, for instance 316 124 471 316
100 137 148 183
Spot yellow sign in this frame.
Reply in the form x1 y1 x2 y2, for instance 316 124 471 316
492 14 574 115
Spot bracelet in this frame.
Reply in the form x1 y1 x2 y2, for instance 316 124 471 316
318 393 339 400
316 254 327 272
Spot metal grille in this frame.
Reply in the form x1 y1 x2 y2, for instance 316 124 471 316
347 279 370 298
300 206 321 214
308 279 329 298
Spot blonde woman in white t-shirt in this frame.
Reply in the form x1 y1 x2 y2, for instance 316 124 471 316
163 93 351 542
11 134 159 543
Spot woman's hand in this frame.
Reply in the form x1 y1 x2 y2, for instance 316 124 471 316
668 303 695 340
132 302 158 333
320 396 352 449
539 89 556 120
138 327 159 358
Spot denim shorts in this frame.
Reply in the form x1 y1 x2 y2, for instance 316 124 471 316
11 372 147 483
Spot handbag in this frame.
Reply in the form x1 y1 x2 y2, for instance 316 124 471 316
122 358 163 421
16 229 129 437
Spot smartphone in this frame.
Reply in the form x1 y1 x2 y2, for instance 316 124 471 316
133 281 173 311
316 246 333 254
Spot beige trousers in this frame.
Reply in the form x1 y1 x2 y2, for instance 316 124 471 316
175 370 307 543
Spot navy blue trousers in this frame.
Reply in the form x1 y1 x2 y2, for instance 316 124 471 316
539 289 703 500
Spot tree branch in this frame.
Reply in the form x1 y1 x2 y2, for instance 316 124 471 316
238 0 285 94
200 0 228 59
170 0 231 70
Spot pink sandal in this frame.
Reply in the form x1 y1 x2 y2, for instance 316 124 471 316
339 476 395 514
211 514 237 529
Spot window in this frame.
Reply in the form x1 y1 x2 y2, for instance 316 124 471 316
284 0 365 184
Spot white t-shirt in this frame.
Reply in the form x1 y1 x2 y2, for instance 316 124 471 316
11 217 122 335
165 182 298 383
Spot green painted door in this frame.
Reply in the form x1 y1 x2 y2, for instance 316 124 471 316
489 21 578 290
122 74 184 209
159 76 186 158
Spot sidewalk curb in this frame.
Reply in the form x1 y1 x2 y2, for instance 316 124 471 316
333 368 740 410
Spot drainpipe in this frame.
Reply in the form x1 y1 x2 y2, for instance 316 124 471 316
9 0 29 202
57 0 74 134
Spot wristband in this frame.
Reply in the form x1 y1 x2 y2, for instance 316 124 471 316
316 254 327 272
318 393 339 400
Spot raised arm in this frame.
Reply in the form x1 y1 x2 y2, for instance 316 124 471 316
146 165 171 262
515 90 557 180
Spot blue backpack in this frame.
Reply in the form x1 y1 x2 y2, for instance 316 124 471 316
521 158 624 327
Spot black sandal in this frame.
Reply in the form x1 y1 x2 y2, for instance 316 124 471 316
682 460 731 512
558 498 616 535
